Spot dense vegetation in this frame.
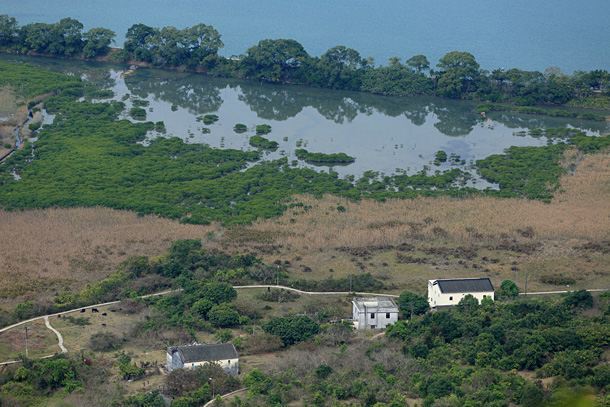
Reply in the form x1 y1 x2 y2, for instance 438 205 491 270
1 15 609 106
5 237 610 406
476 102 606 121
249 135 278 150
295 149 356 165
0 62 608 229
228 292 610 407
0 60 82 98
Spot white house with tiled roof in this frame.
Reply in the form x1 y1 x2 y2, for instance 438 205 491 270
166 342 239 374
428 278 494 309
352 297 399 330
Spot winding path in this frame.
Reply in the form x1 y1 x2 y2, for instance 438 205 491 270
43 316 67 354
1 284 607 364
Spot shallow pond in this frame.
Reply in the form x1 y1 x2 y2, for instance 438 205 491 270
2 54 609 181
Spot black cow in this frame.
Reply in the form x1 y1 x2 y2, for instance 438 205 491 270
102 313 107 316
80 309 86 313
91 308 99 313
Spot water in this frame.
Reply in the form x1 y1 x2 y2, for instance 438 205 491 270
2 54 608 181
4 0 610 73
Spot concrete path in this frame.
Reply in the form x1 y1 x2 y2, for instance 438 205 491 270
203 388 249 407
44 316 67 353
1 283 608 365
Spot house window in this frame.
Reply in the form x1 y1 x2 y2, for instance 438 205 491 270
192 363 194 366
386 313 390 319
483 295 487 298
450 296 453 301
370 313 375 319
228 360 230 364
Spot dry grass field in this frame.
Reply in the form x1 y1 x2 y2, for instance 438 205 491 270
0 207 219 311
0 318 57 360
0 145 609 314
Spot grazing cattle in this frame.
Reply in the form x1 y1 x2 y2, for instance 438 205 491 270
110 309 116 312
81 309 86 313
92 308 99 313
57 315 61 318
102 313 107 316
101 323 106 327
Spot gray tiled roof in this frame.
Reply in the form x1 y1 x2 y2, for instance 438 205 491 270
435 278 494 293
353 297 398 312
169 343 238 363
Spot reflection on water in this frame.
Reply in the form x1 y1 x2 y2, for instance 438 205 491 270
2 53 608 178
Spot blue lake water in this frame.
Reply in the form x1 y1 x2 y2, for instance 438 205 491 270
2 54 608 184
4 0 610 73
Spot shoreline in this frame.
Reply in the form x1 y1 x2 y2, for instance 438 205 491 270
2 48 609 114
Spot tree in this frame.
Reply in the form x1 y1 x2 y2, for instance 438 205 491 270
192 298 215 319
314 45 366 89
242 39 309 81
497 280 519 300
208 303 240 326
200 282 237 304
82 27 115 59
186 23 223 60
55 18 84 57
262 315 319 346
125 23 156 52
436 51 481 98
563 290 593 309
397 291 429 317
406 54 430 73
0 15 19 47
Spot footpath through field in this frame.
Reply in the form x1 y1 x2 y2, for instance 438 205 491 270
1 284 606 364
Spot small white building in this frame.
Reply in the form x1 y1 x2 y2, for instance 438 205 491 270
428 278 494 309
166 342 239 374
352 297 399 330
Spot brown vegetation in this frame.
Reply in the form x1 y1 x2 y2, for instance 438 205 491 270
0 207 220 310
1 149 609 313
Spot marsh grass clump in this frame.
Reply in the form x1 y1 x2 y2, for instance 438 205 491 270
234 123 248 133
203 114 219 124
256 124 272 134
129 106 146 119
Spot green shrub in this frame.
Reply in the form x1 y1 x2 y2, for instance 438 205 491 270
129 106 146 119
255 124 271 134
234 123 248 132
203 114 219 124
249 135 278 150
539 274 576 285
208 304 240 327
89 331 121 351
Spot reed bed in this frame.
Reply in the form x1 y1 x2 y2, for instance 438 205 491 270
0 207 220 301
254 151 610 251
1 150 609 309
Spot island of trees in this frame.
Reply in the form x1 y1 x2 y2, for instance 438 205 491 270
1 15 609 110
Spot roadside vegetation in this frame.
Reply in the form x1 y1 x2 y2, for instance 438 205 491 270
3 237 610 406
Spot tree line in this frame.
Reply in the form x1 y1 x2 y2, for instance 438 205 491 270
1 15 609 105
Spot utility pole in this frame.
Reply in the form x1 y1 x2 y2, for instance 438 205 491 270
524 270 528 296
25 326 29 359
349 274 353 293
276 266 279 286
410 303 414 320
